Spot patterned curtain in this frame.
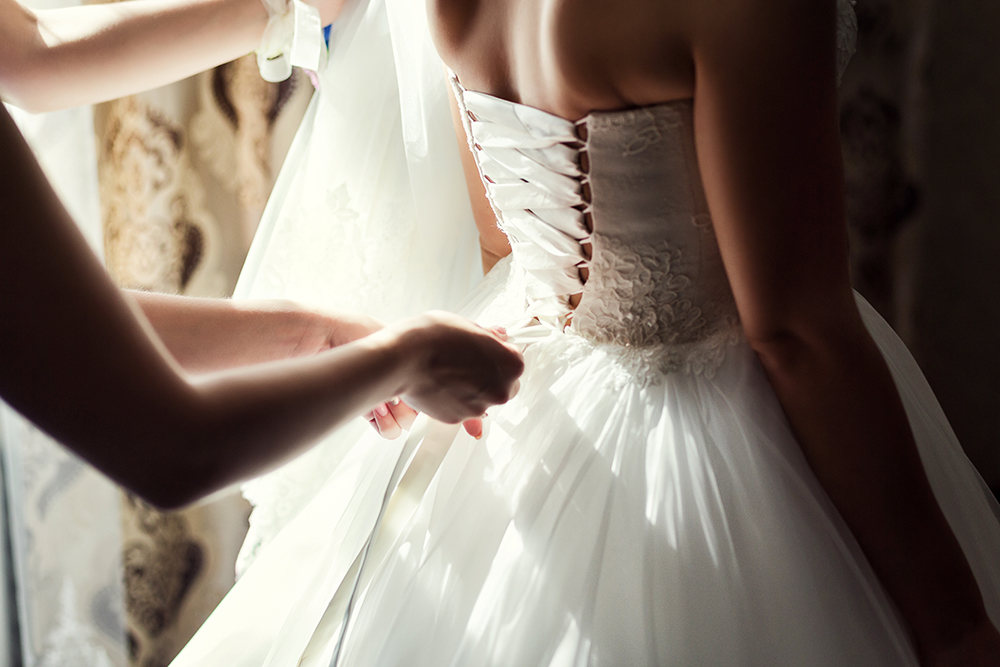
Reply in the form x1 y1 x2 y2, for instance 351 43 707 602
840 0 1000 490
93 58 310 667
839 0 933 330
908 0 1000 490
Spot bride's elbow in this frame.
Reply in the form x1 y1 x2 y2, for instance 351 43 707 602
742 306 870 378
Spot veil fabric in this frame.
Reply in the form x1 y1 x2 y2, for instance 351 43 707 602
232 0 479 577
170 0 480 662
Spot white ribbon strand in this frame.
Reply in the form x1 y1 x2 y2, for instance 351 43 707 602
257 0 324 83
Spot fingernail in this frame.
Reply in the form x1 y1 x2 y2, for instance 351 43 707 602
375 403 389 416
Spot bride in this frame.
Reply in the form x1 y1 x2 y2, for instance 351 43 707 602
172 0 1000 664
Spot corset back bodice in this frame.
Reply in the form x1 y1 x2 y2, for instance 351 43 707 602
456 80 742 375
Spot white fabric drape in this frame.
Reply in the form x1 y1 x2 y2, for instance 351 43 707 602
233 0 481 576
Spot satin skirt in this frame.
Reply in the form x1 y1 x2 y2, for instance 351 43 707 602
170 259 1000 667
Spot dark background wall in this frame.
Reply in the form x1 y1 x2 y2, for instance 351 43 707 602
841 0 1000 487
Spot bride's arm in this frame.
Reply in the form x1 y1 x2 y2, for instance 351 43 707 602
0 105 522 509
447 75 511 274
0 0 346 113
691 0 998 663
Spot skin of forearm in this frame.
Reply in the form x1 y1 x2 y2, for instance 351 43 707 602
0 0 268 112
447 71 511 276
752 322 988 656
128 331 414 509
130 290 337 373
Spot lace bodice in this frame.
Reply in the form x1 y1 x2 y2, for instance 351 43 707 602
451 1 857 381
455 86 741 377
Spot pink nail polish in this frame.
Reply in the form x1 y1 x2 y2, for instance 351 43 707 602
375 403 389 416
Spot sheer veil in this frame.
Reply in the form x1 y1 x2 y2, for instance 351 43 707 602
232 0 480 577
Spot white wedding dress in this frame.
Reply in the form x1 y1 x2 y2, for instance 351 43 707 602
171 0 1000 664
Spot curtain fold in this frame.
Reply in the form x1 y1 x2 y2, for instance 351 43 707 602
93 56 311 667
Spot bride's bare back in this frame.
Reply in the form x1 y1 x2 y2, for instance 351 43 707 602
430 0 696 119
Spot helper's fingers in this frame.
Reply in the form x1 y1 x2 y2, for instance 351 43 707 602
463 417 484 440
508 378 520 400
387 398 418 431
373 403 402 440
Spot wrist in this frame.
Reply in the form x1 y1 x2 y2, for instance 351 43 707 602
360 321 427 397
247 0 271 29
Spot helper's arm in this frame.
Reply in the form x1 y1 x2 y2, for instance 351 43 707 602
0 105 522 509
131 290 382 374
0 0 346 112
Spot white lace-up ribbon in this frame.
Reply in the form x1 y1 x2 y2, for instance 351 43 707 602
452 77 591 331
499 315 558 347
256 0 323 83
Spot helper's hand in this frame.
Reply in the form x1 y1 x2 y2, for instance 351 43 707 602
380 312 522 426
363 325 509 440
363 397 418 439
